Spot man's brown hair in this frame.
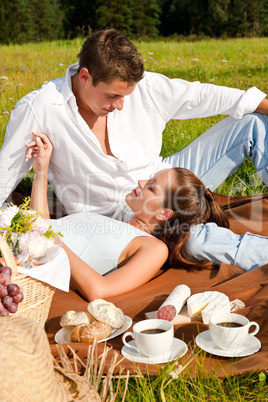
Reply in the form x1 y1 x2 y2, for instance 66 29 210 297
77 29 144 86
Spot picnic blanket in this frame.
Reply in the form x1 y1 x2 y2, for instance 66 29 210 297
45 192 268 376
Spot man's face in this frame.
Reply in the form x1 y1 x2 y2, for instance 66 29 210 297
79 68 136 116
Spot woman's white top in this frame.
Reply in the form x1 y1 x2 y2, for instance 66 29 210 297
48 212 151 275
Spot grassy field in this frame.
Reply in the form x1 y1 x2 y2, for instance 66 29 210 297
1 37 268 400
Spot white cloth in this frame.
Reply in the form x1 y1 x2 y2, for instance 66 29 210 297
188 222 268 271
17 247 70 291
47 212 151 275
0 63 266 220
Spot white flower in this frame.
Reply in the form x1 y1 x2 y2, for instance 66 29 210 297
2 200 61 265
18 232 32 255
31 215 49 233
29 234 53 259
169 364 183 378
19 232 53 259
23 211 49 234
0 206 19 228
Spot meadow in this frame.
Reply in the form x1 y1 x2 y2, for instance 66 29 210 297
1 37 268 400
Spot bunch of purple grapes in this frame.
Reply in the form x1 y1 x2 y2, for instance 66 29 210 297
0 263 24 316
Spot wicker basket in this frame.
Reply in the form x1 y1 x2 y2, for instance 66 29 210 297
0 234 55 327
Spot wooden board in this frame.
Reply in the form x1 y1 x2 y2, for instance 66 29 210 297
145 305 203 324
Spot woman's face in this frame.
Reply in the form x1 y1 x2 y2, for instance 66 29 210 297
126 169 175 221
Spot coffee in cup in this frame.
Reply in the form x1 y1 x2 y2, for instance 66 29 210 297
122 319 174 357
209 312 259 350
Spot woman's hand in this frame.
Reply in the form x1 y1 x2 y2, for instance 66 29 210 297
27 133 53 217
25 132 53 173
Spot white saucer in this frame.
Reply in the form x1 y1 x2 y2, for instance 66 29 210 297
195 330 261 357
55 315 132 343
121 338 188 364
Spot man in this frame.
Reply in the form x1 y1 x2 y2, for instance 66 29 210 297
0 29 267 220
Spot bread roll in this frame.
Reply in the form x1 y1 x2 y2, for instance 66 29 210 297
87 299 125 329
60 310 94 328
70 321 111 343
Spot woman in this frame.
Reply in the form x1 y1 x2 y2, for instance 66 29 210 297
27 133 268 301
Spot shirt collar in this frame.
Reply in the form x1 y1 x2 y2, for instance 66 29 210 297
53 62 79 105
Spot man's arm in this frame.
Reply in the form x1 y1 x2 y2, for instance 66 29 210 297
255 98 268 114
0 101 41 206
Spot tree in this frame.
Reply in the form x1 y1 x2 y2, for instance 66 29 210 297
226 0 268 36
59 0 160 39
157 0 208 36
207 0 230 36
95 0 160 38
95 0 134 35
132 0 161 37
60 0 97 38
0 1 15 43
157 0 268 37
0 0 64 44
37 0 65 41
0 0 266 43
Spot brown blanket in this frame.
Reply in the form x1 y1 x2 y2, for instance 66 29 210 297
46 193 268 376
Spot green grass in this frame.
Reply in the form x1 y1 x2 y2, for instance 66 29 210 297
1 38 268 400
107 348 268 401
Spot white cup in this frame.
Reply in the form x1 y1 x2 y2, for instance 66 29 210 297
209 312 259 351
122 319 174 358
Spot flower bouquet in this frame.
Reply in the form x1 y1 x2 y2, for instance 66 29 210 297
0 198 62 267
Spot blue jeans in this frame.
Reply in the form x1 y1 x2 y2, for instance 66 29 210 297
163 113 268 190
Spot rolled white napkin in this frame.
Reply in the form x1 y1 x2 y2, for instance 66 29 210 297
17 247 70 292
